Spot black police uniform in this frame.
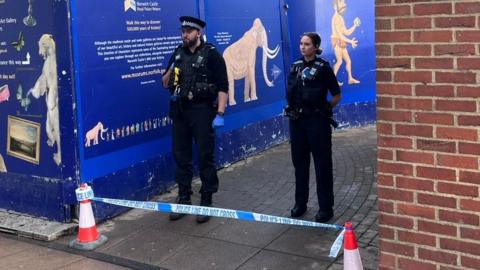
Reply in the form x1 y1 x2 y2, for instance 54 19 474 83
165 39 228 204
286 56 340 219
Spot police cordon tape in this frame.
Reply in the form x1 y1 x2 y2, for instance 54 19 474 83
87 196 345 257
75 186 345 257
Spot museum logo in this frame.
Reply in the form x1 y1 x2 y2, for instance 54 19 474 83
124 0 136 12
124 0 161 12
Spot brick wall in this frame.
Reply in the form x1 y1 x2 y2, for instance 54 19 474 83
376 0 480 269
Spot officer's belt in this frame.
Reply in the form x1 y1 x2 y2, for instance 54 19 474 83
181 98 213 108
297 106 323 114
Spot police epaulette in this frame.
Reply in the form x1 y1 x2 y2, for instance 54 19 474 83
293 60 303 65
204 43 216 49
314 61 324 66
173 45 182 59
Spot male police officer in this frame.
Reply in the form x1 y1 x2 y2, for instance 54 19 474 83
162 16 228 223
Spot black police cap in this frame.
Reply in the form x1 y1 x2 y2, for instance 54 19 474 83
179 16 206 30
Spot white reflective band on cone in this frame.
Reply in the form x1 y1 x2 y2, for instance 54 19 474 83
79 202 96 228
343 249 364 270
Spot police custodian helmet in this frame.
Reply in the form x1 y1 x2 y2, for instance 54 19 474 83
179 16 206 30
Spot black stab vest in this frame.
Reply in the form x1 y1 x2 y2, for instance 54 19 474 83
171 43 216 100
288 58 328 108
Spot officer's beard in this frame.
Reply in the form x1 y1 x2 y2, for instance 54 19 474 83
183 35 199 49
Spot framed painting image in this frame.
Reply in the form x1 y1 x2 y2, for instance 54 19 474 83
7 116 41 164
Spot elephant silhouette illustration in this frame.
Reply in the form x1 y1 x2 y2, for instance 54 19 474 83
223 18 280 106
85 122 108 147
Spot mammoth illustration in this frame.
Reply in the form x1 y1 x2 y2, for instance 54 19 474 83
223 18 280 106
85 122 108 147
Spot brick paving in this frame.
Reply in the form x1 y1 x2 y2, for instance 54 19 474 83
0 125 378 270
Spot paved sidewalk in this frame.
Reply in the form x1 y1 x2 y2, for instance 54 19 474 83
0 126 377 270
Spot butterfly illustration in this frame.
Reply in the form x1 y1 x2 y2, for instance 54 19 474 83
11 31 25 52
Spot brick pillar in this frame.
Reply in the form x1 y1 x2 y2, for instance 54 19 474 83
376 1 480 269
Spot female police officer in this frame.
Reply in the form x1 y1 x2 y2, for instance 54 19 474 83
285 32 341 223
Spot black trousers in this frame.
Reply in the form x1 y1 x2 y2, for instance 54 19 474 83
289 114 334 211
172 103 219 198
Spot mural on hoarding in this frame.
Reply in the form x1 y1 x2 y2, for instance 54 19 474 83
23 0 37 27
28 34 61 165
331 0 361 86
288 0 375 104
84 121 108 147
0 84 10 102
71 0 198 180
205 0 286 128
0 154 6 172
0 0 63 177
11 31 25 52
7 116 41 165
314 0 375 103
223 18 281 106
70 0 287 180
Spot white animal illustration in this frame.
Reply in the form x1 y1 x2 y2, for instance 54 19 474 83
223 18 280 105
85 122 108 147
29 34 61 166
0 154 6 172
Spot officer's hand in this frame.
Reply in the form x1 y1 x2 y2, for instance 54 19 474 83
212 115 224 128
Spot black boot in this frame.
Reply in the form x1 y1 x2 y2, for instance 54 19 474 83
314 209 334 223
169 196 191 221
290 204 307 218
196 193 212 223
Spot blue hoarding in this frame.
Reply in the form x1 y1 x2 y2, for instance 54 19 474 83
204 0 287 132
71 0 198 181
0 0 376 222
287 0 375 105
315 0 375 104
0 0 65 177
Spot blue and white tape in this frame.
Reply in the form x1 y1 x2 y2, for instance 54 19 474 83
75 185 94 202
329 229 345 258
92 197 345 257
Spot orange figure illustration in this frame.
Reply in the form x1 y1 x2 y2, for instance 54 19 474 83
331 0 361 85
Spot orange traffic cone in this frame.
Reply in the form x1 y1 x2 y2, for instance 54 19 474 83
343 222 363 270
69 184 107 250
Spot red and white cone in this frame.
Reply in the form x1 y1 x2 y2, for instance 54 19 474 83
343 222 363 270
69 184 107 250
